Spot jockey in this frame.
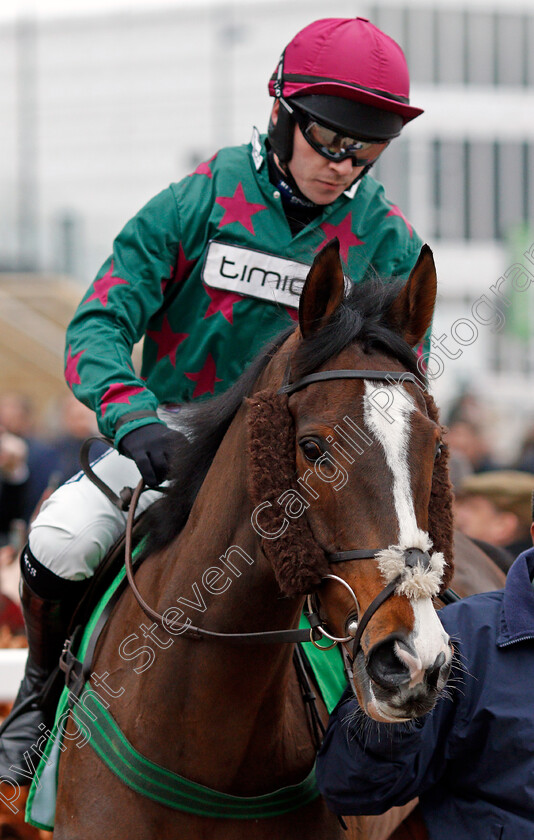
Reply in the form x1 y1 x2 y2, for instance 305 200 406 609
0 17 426 782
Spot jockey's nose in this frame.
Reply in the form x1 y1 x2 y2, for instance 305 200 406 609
327 157 354 176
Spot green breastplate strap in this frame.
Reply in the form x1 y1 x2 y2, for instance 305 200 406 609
73 684 320 819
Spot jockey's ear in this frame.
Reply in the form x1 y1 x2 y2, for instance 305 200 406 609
385 244 437 347
299 238 345 339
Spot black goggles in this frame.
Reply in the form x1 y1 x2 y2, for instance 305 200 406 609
292 106 390 166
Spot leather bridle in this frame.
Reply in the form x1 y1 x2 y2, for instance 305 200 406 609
280 368 434 667
121 367 446 671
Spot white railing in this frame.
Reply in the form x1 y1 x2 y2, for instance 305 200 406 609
0 650 28 703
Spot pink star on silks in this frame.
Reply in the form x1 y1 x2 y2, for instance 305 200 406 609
176 244 196 284
185 354 222 399
216 182 267 236
161 262 176 293
146 315 188 365
85 261 129 307
65 345 85 388
162 244 197 293
315 214 364 262
189 153 217 179
100 382 146 417
285 306 299 323
386 204 413 238
202 285 243 325
416 343 426 372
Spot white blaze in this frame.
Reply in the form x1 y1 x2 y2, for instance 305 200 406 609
363 382 451 683
363 382 427 548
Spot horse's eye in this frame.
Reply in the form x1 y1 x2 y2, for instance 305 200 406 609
346 616 359 637
300 438 323 462
435 441 443 460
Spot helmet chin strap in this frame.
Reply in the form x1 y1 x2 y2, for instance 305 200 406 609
269 151 317 208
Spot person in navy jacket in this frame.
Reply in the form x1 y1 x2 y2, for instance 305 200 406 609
316 530 534 839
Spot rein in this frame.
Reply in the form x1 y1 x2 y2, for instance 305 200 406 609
121 367 439 662
123 480 316 645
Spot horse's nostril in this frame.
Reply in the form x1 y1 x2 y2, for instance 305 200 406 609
434 651 446 669
425 651 449 689
367 640 411 691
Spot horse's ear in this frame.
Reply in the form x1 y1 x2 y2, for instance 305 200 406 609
385 244 437 347
299 238 345 339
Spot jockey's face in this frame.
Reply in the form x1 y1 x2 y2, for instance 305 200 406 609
270 100 365 205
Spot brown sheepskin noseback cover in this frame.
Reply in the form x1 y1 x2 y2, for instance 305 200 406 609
424 391 455 591
246 390 329 598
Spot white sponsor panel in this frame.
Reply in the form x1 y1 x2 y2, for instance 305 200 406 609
202 241 311 309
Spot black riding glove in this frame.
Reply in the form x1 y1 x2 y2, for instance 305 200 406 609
119 423 187 487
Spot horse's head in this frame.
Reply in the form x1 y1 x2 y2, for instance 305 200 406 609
248 240 454 723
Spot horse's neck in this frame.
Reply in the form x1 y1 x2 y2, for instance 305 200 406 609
126 405 312 791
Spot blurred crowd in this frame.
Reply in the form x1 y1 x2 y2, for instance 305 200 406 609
0 392 106 639
446 390 534 574
0 393 98 839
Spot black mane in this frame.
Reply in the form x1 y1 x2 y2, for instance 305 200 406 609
142 275 422 555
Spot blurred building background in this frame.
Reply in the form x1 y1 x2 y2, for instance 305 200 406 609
0 0 533 458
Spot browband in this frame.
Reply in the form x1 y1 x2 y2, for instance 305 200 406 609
278 369 420 396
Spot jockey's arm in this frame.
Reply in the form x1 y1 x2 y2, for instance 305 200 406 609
64 186 183 450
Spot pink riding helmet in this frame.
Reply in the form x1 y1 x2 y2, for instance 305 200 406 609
268 17 423 162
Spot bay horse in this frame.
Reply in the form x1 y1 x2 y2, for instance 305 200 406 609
53 241 470 839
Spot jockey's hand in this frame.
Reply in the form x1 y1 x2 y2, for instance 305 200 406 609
119 423 186 487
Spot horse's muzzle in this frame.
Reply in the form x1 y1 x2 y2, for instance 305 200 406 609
366 635 452 700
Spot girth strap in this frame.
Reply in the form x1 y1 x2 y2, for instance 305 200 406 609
72 684 320 819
